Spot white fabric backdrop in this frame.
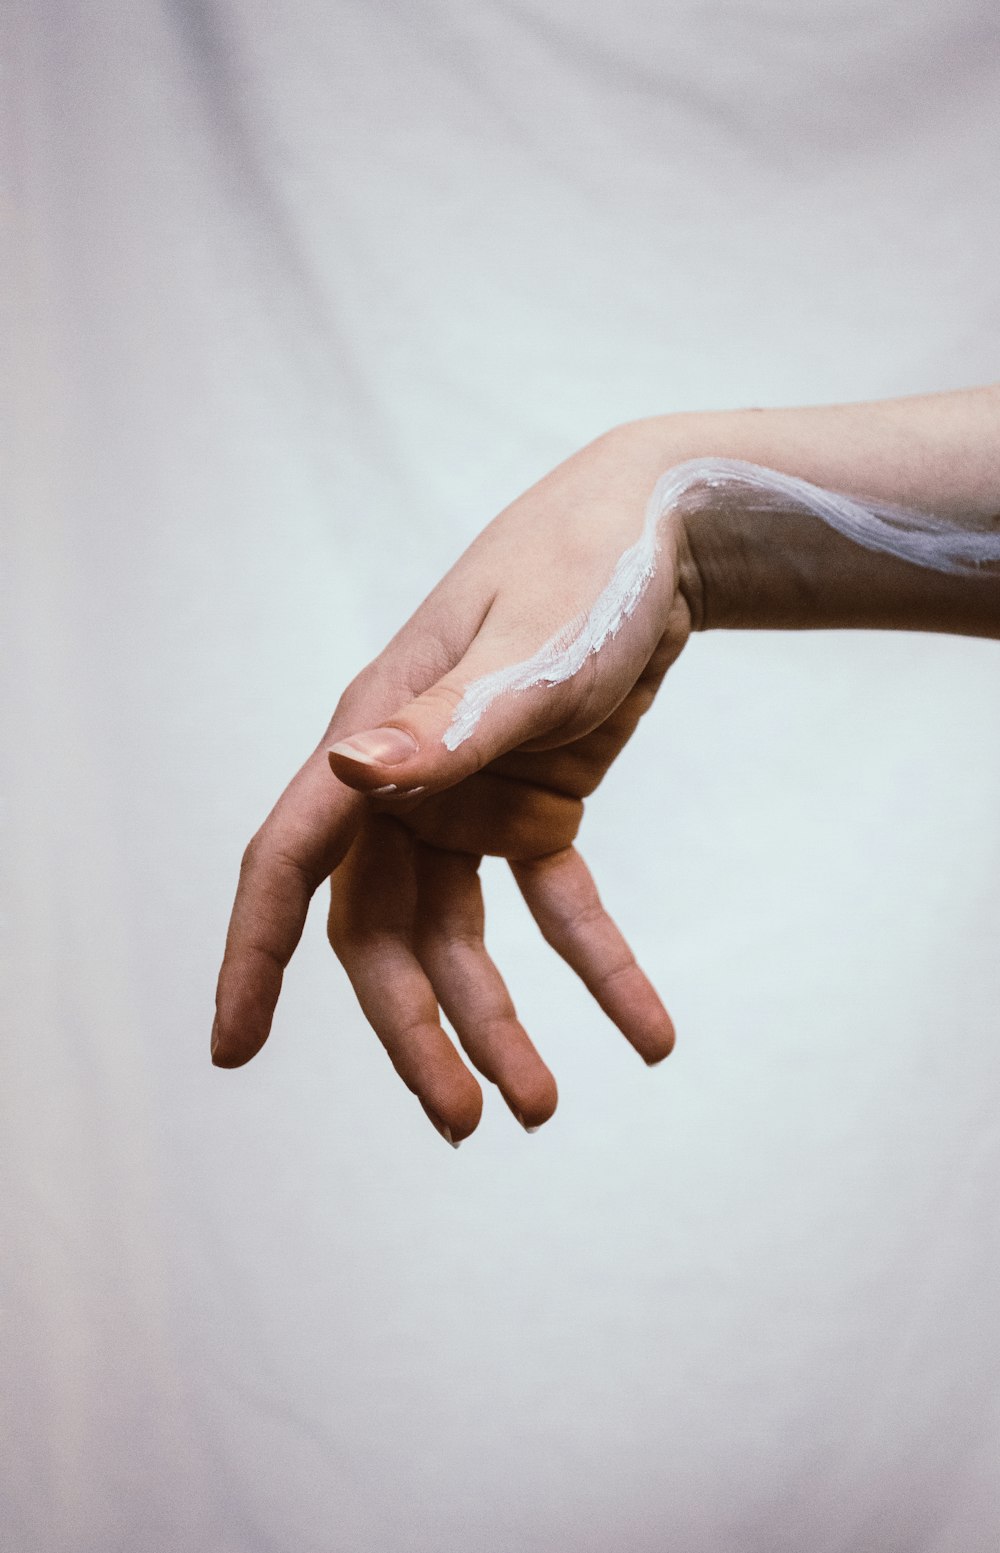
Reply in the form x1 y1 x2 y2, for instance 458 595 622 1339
4 3 1000 1549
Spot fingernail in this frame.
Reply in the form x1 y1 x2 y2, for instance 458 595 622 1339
515 1110 542 1134
210 1014 220 1061
328 727 418 768
427 1110 461 1148
369 783 398 796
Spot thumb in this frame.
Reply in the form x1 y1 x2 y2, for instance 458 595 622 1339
327 616 622 793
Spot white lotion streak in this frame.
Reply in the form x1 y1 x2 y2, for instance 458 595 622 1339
442 457 1000 751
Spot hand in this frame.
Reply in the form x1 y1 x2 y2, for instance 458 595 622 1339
212 424 694 1144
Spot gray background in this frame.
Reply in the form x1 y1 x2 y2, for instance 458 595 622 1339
4 2 999 1549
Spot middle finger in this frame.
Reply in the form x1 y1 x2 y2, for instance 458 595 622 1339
412 843 558 1131
328 814 483 1144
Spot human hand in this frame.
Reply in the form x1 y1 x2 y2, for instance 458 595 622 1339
212 424 694 1144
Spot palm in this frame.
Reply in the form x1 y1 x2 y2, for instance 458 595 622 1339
390 619 684 861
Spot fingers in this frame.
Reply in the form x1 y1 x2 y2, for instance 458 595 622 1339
328 819 559 1142
401 770 582 861
328 816 484 1144
213 748 364 1068
326 582 663 799
412 844 558 1131
510 846 675 1067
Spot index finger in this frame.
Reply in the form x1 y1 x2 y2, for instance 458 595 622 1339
212 743 364 1068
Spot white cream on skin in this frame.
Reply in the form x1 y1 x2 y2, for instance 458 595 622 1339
442 456 1000 751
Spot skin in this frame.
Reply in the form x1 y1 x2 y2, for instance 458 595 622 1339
212 384 1000 1145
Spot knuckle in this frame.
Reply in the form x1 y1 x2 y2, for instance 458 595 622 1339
414 929 484 970
239 829 266 874
452 737 486 777
326 912 350 956
392 631 453 697
596 957 638 993
566 898 605 935
329 669 379 730
511 796 582 860
418 681 465 718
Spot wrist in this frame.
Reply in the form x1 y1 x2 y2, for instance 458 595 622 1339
611 413 1000 639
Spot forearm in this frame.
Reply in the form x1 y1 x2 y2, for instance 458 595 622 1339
615 385 1000 638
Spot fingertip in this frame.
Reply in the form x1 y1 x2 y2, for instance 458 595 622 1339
421 1092 482 1147
210 1010 270 1069
327 747 418 795
327 747 432 804
417 1060 484 1145
425 1106 462 1147
327 746 371 788
211 1044 262 1070
506 1068 559 1132
512 1099 555 1134
327 728 421 790
641 1014 676 1067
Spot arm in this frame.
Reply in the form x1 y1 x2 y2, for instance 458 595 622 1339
615 384 1000 636
212 384 999 1144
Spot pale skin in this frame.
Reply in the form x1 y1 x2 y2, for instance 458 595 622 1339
212 384 1000 1145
